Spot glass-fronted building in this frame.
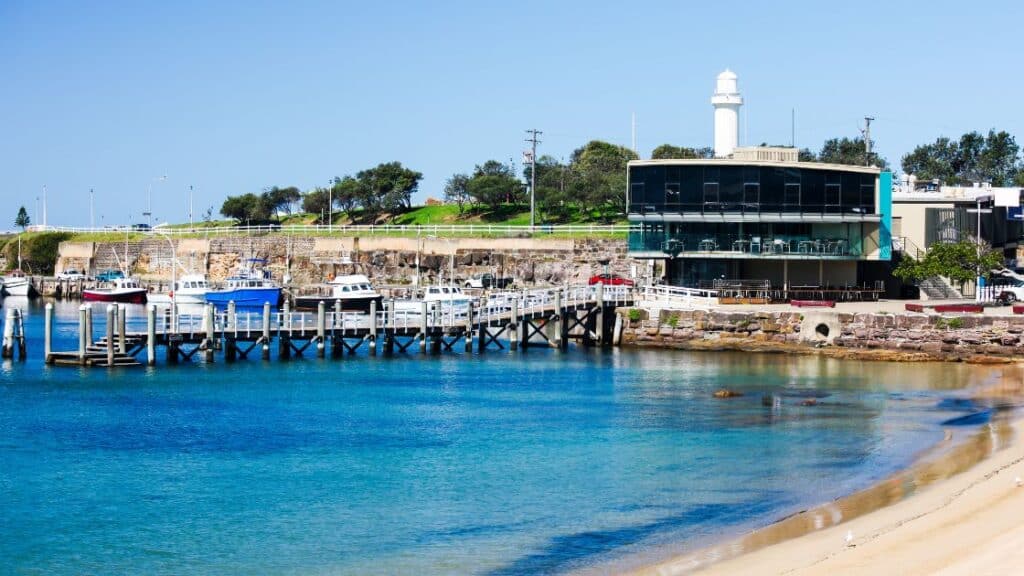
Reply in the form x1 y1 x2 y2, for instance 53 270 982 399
627 158 893 288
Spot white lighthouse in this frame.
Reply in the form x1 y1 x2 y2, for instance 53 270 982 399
711 69 743 158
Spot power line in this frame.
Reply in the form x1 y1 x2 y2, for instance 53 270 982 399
524 129 540 226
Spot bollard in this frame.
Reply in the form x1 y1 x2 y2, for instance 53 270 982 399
147 304 156 366
261 301 272 360
420 301 428 354
368 299 378 356
509 298 519 351
204 304 215 362
117 305 127 354
78 305 88 364
316 301 326 358
106 305 115 366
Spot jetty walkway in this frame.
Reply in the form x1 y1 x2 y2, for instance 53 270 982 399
38 285 633 368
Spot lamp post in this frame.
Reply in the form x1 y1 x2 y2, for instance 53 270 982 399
90 188 95 229
146 175 168 229
328 179 333 233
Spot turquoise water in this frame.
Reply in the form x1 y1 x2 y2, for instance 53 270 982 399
0 299 985 574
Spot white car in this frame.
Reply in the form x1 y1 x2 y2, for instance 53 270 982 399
56 269 89 281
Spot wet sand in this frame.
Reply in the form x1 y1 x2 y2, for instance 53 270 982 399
630 367 1024 576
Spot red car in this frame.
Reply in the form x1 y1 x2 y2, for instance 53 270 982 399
588 273 635 286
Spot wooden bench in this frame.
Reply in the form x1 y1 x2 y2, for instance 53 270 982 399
904 303 925 313
791 300 836 308
932 304 984 314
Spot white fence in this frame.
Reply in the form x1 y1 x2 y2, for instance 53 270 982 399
28 223 636 238
639 284 718 310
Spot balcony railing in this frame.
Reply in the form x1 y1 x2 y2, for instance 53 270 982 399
628 232 863 257
628 202 877 218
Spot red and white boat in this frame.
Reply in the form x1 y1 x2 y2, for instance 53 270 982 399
83 277 148 304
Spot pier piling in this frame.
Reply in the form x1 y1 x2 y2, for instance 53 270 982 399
595 283 605 345
2 308 16 359
465 302 474 352
85 304 94 347
147 304 156 366
261 302 271 360
117 305 127 354
419 301 428 354
106 305 115 367
316 301 326 358
553 291 563 349
44 303 53 363
78 305 88 364
369 300 378 356
204 304 215 362
509 299 519 351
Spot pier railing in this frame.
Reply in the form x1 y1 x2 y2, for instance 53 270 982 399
639 284 718 310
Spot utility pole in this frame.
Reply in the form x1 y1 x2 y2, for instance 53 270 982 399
525 129 542 228
90 188 94 229
189 185 194 229
862 116 875 166
327 179 333 232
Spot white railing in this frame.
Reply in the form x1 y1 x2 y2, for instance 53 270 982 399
640 284 718 310
156 284 635 336
30 223 636 237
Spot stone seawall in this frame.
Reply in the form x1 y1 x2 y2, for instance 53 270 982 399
58 236 642 287
620 308 1024 363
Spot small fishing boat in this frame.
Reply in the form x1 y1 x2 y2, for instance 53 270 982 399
148 273 209 305
83 277 148 304
1 270 31 297
395 284 473 317
205 260 282 308
294 274 382 312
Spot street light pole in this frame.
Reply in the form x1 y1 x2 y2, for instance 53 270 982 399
146 175 167 229
90 188 95 229
328 179 333 233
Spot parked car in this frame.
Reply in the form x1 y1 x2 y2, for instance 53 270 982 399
96 269 125 282
130 223 151 231
464 273 514 289
56 269 88 281
588 273 635 287
996 281 1024 303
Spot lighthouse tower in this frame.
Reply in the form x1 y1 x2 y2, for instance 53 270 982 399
711 69 743 158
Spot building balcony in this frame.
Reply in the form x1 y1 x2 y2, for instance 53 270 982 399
628 231 867 259
627 202 880 223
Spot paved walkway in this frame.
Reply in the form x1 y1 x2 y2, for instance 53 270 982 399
713 299 1018 316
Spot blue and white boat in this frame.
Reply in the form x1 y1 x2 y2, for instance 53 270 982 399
205 260 282 309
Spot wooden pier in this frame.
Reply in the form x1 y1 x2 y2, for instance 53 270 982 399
43 285 634 368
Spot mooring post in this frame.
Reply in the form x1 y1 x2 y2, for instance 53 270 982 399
117 305 127 354
464 301 474 352
44 302 53 363
85 303 94 347
1 308 15 359
509 298 519 351
419 301 428 354
383 299 395 355
78 304 88 364
203 304 215 362
105 305 115 366
278 302 291 361
316 301 326 358
595 282 605 345
551 290 563 349
227 300 237 333
147 304 156 366
430 303 441 354
368 299 378 356
261 302 272 360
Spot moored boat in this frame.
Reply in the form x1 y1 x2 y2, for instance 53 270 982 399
83 277 148 304
205 260 281 309
2 270 33 297
395 284 473 317
294 274 382 312
148 273 209 305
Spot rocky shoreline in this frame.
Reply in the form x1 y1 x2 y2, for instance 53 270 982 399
620 308 1024 363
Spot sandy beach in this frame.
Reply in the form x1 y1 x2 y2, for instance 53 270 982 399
633 419 1024 576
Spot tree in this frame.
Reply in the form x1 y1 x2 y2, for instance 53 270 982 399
443 173 471 214
525 155 572 222
650 144 714 160
355 162 423 220
14 206 29 230
892 240 1004 291
220 192 273 224
816 137 889 169
264 186 302 217
302 187 333 223
333 176 362 215
568 140 639 219
901 130 1022 186
466 160 523 211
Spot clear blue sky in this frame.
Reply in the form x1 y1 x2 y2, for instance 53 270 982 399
2 0 1022 227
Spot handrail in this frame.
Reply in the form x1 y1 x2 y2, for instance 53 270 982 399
27 223 637 237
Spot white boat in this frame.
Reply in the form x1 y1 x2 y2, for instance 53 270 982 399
3 237 33 297
395 285 473 317
294 274 382 312
148 273 209 305
2 270 31 297
205 259 282 309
